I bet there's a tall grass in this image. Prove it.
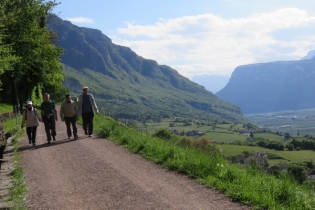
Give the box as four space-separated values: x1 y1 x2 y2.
0 103 13 113
94 115 315 210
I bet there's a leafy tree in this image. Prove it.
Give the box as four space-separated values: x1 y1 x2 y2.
284 132 291 141
0 0 66 107
249 131 254 138
287 144 294 151
0 4 18 90
287 162 307 184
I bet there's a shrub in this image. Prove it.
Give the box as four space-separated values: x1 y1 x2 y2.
287 162 307 184
176 136 193 147
287 144 294 151
193 137 212 150
205 143 223 155
152 128 172 140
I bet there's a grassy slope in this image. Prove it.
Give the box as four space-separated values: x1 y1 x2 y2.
63 65 248 123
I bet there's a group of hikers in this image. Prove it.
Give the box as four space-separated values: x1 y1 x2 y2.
21 86 99 145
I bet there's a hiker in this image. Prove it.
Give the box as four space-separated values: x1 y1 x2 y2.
21 101 42 146
60 94 78 140
77 86 99 137
41 93 57 143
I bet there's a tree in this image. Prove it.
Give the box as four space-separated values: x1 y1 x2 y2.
0 0 66 106
249 131 254 138
0 3 18 90
287 162 307 184
284 132 291 141
287 144 294 151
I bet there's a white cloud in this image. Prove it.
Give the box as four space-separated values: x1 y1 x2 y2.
67 17 94 24
110 8 315 79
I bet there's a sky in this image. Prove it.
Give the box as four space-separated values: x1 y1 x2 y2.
52 0 315 79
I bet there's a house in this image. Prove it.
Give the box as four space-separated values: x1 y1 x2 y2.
306 169 315 179
236 151 268 167
267 163 287 174
186 130 203 136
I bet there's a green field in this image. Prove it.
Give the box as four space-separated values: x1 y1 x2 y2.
246 108 315 136
129 117 315 166
220 144 315 165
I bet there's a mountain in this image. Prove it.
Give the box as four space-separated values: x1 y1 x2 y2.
48 15 247 123
216 57 315 114
191 75 229 93
300 50 315 60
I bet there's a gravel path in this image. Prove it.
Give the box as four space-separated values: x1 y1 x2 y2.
20 107 251 210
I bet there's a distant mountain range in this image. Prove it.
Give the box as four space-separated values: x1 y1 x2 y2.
49 15 247 123
191 75 229 94
216 54 315 114
300 50 315 60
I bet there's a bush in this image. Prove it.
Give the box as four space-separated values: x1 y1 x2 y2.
205 143 223 155
287 144 294 151
176 136 193 147
287 162 307 184
193 137 212 150
153 128 172 140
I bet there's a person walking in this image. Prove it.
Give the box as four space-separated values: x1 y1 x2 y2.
77 86 99 137
60 94 78 140
41 93 57 143
21 101 42 146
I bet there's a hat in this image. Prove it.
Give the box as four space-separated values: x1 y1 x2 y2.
83 86 88 90
27 101 32 105
65 94 70 98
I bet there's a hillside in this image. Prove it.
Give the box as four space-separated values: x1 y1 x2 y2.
216 56 315 114
49 14 247 123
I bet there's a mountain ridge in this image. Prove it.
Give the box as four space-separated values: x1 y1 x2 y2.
216 56 315 114
49 15 247 123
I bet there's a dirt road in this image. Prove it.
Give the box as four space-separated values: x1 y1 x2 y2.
20 108 250 210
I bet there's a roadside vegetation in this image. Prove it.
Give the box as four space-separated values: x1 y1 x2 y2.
3 116 27 210
94 114 315 210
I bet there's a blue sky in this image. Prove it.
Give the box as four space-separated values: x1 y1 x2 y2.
52 0 315 79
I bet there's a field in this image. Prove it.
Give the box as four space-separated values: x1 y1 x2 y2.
219 144 315 165
129 116 315 165
246 108 315 136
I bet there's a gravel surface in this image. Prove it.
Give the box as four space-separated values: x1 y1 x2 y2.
20 107 251 210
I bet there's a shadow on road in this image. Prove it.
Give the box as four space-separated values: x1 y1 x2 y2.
17 135 100 152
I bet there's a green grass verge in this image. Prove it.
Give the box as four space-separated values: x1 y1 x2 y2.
0 103 13 113
94 114 315 210
3 117 28 210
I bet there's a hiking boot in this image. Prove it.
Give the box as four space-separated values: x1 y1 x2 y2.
33 143 36 146
74 135 78 140
89 135 92 137
53 136 56 141
84 130 87 135
68 136 71 139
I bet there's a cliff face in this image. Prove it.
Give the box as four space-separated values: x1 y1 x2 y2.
216 57 315 114
48 15 247 122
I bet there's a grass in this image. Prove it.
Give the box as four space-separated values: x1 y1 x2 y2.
132 118 315 165
94 114 315 210
0 103 13 113
3 117 28 210
220 144 315 166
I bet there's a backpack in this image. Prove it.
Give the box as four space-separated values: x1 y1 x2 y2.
24 108 37 120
